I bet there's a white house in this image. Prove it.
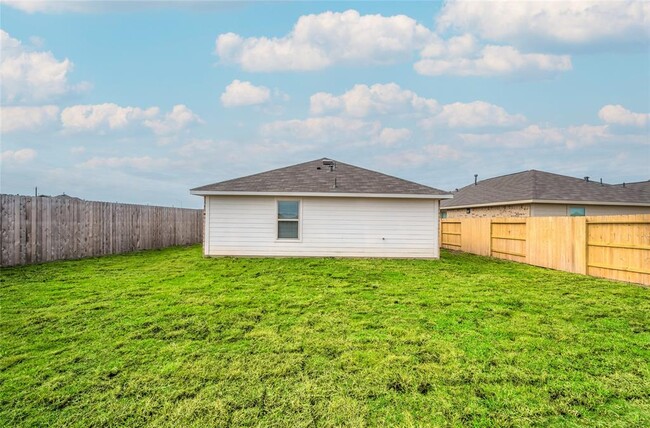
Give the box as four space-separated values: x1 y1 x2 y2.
191 158 452 258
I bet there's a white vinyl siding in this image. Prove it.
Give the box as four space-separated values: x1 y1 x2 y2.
205 196 439 258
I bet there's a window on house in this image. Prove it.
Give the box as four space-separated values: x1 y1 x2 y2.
441 212 448 219
569 206 585 216
277 200 300 239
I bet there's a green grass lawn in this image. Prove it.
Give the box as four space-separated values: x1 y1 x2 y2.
1 246 648 427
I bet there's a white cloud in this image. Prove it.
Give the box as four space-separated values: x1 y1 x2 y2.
261 116 382 143
80 156 169 171
220 80 271 107
0 30 87 103
310 83 439 117
598 104 649 127
415 44 571 77
436 1 650 49
1 1 94 13
0 105 59 133
70 146 86 155
2 1 234 13
421 101 527 129
144 104 202 135
378 127 411 147
61 103 159 132
0 148 37 163
375 145 463 168
457 124 617 149
216 9 433 71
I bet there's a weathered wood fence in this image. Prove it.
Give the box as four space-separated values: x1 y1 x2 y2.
441 214 650 286
1 195 203 267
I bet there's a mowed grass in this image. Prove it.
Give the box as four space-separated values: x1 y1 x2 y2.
1 246 649 427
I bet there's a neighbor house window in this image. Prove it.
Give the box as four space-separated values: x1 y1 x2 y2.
277 200 300 239
569 207 585 216
441 212 448 219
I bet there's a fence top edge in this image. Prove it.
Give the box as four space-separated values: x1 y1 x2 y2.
0 194 202 212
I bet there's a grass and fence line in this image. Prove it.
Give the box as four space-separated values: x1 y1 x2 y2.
441 214 650 286
1 246 648 426
0 194 202 267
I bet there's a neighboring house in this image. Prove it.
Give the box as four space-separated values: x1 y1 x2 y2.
616 180 650 194
441 170 650 218
191 158 451 258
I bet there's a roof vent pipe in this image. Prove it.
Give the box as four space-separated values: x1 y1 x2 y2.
474 174 478 185
322 159 336 172
584 176 589 182
623 182 626 187
600 178 603 186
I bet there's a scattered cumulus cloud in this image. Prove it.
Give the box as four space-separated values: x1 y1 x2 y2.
415 43 572 77
457 124 617 149
59 103 201 136
436 0 650 50
213 9 584 79
0 30 88 103
378 127 411 147
61 103 159 132
310 83 525 130
70 146 86 155
1 1 95 13
0 105 59 133
375 145 463 168
261 116 382 143
598 104 649 127
144 104 203 135
310 83 439 117
80 156 170 171
1 0 231 13
216 9 433 71
220 80 271 107
421 101 527 129
1 148 37 163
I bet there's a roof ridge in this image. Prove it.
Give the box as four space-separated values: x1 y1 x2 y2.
334 159 444 192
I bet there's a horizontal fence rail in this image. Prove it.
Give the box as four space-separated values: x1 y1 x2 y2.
441 214 650 286
0 195 203 267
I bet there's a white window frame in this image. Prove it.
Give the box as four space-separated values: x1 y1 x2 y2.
275 198 302 241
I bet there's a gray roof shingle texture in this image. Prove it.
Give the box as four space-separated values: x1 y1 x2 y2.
441 170 650 208
192 158 449 196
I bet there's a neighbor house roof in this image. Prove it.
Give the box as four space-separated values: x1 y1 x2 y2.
441 170 650 209
616 180 650 194
191 158 451 199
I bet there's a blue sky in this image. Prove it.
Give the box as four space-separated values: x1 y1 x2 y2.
1 0 649 208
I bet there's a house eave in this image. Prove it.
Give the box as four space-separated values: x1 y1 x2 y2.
441 199 650 210
191 190 453 200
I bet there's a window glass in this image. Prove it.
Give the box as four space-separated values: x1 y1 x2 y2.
278 221 299 239
441 212 448 219
569 207 585 216
277 200 300 239
278 201 299 219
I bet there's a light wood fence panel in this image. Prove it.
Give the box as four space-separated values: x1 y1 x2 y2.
441 214 650 286
0 195 203 267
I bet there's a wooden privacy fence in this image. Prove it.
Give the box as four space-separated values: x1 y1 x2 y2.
441 214 650 286
0 195 203 267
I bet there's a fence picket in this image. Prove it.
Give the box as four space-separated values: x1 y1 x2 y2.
0 195 202 267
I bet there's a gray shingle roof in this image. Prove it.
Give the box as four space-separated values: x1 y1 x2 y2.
617 180 650 194
441 170 650 208
192 158 450 196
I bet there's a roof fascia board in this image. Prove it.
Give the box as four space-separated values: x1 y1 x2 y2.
442 199 650 209
191 190 452 199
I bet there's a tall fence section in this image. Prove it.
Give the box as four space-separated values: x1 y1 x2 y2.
1 195 203 267
441 215 650 286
